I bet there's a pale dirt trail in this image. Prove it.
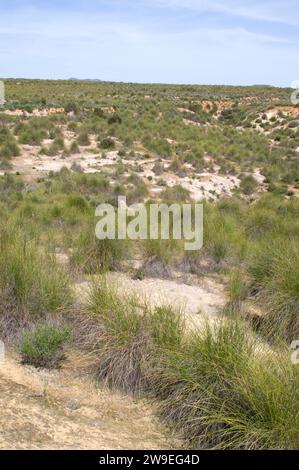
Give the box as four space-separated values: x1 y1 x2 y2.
0 352 177 450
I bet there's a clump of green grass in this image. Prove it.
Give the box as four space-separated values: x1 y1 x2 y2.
69 141 80 154
0 128 20 159
84 282 298 449
161 184 191 203
0 140 20 159
249 240 299 340
205 210 246 265
71 220 127 273
67 194 90 212
77 130 90 146
20 324 71 368
86 281 148 392
126 176 149 204
85 281 185 393
228 269 249 304
19 128 45 145
239 174 258 195
108 113 122 125
143 238 180 265
152 320 298 449
0 226 72 319
42 137 65 156
64 102 78 114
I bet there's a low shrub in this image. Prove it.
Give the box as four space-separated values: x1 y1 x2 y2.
0 140 20 159
0 128 20 158
20 324 71 368
108 113 122 125
126 179 149 204
239 174 258 195
99 137 115 149
19 128 46 146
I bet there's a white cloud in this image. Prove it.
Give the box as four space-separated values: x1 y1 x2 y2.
154 0 299 26
0 4 295 45
0 1 298 85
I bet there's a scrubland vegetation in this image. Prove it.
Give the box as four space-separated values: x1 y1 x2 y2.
83 282 298 449
0 79 298 449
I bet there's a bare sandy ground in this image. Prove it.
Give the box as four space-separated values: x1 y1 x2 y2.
74 271 227 330
0 352 176 450
0 265 226 450
7 145 110 176
4 140 242 200
266 106 299 118
108 272 226 316
159 171 240 201
0 118 269 201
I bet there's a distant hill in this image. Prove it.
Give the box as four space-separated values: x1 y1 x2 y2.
69 78 103 82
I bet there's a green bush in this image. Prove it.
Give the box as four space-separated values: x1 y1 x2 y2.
239 175 258 195
126 178 149 204
99 137 115 149
43 136 65 156
0 140 20 159
0 128 20 158
64 102 78 114
20 324 71 368
86 281 184 392
93 107 105 118
19 128 46 145
108 113 122 125
67 195 89 212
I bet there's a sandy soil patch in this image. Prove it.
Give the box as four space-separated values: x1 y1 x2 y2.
0 353 176 450
74 272 227 330
2 108 65 118
10 147 118 176
151 170 240 201
177 107 195 114
9 145 240 201
266 106 299 118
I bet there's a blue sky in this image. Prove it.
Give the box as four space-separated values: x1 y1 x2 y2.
0 0 298 86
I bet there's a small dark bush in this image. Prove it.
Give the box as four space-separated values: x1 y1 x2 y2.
99 137 115 149
239 175 258 195
108 113 122 125
77 131 90 146
20 324 71 369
